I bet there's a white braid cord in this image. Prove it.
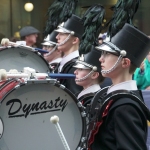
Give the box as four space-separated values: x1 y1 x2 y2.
75 70 94 82
54 122 70 150
101 55 123 74
57 34 72 46
44 45 57 56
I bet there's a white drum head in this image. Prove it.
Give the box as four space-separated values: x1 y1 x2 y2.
0 80 86 150
0 47 50 72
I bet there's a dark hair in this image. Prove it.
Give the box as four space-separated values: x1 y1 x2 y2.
98 72 105 84
129 63 137 74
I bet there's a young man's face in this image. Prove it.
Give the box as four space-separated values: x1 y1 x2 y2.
56 32 75 52
74 68 93 89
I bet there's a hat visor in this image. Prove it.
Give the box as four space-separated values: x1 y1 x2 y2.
44 40 57 45
95 44 119 54
73 63 90 69
55 26 71 34
41 42 54 46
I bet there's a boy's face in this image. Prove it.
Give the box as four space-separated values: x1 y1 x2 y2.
43 46 56 62
74 68 93 89
99 51 122 78
42 45 50 50
56 32 75 53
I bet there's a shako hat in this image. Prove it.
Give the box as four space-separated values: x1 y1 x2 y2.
96 23 150 67
55 14 84 39
74 46 102 72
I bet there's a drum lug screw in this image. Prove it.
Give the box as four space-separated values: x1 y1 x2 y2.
77 102 83 107
81 111 86 117
81 137 86 142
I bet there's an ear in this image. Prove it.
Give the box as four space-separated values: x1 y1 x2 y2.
121 58 131 68
72 37 79 44
91 72 99 80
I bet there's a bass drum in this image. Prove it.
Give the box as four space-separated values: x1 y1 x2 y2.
0 47 50 72
0 79 86 150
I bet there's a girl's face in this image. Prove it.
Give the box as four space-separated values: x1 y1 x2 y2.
74 68 93 89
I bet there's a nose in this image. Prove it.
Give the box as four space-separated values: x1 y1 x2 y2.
74 69 77 75
99 55 104 63
56 33 60 40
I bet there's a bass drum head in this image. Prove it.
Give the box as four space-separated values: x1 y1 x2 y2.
0 80 86 150
0 47 50 72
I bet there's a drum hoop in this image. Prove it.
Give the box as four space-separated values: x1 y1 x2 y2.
0 47 51 72
0 117 4 139
54 83 87 147
33 50 50 72
0 80 87 148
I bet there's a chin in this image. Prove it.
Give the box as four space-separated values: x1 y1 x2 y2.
102 73 109 78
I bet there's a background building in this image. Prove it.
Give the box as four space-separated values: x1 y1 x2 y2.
0 0 150 41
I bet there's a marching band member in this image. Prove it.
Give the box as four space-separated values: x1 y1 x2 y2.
89 23 150 150
74 46 104 106
54 14 84 94
42 31 63 71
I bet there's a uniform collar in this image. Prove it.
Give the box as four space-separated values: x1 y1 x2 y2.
49 58 62 64
59 50 79 72
107 80 138 94
78 84 101 99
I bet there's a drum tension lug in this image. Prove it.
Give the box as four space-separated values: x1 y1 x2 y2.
77 101 83 108
81 111 86 117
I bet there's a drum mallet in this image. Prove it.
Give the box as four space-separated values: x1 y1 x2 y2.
50 115 70 150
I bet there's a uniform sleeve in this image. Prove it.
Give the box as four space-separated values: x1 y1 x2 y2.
113 104 147 150
133 68 145 87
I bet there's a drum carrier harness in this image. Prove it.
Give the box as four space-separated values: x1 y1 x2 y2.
85 87 150 150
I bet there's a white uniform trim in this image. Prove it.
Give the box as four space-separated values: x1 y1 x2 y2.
78 84 101 99
107 80 138 94
58 50 79 72
49 58 62 65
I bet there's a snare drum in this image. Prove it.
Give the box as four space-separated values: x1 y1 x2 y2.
0 47 50 72
0 79 86 150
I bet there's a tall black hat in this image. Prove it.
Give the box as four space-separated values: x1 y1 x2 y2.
74 46 102 72
73 4 105 72
42 31 58 46
55 14 84 39
96 23 150 67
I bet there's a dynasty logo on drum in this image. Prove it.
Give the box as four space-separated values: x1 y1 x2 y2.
6 97 68 118
0 118 3 139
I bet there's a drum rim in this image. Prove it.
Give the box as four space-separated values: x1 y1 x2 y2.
0 80 87 149
0 47 51 72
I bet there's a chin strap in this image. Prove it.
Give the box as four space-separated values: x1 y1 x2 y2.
57 31 74 47
44 45 58 56
75 70 94 82
101 50 127 74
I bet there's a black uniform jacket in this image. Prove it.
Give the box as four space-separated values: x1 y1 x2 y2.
55 57 83 94
78 93 96 107
91 91 148 150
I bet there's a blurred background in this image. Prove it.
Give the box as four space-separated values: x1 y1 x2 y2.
0 0 150 40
